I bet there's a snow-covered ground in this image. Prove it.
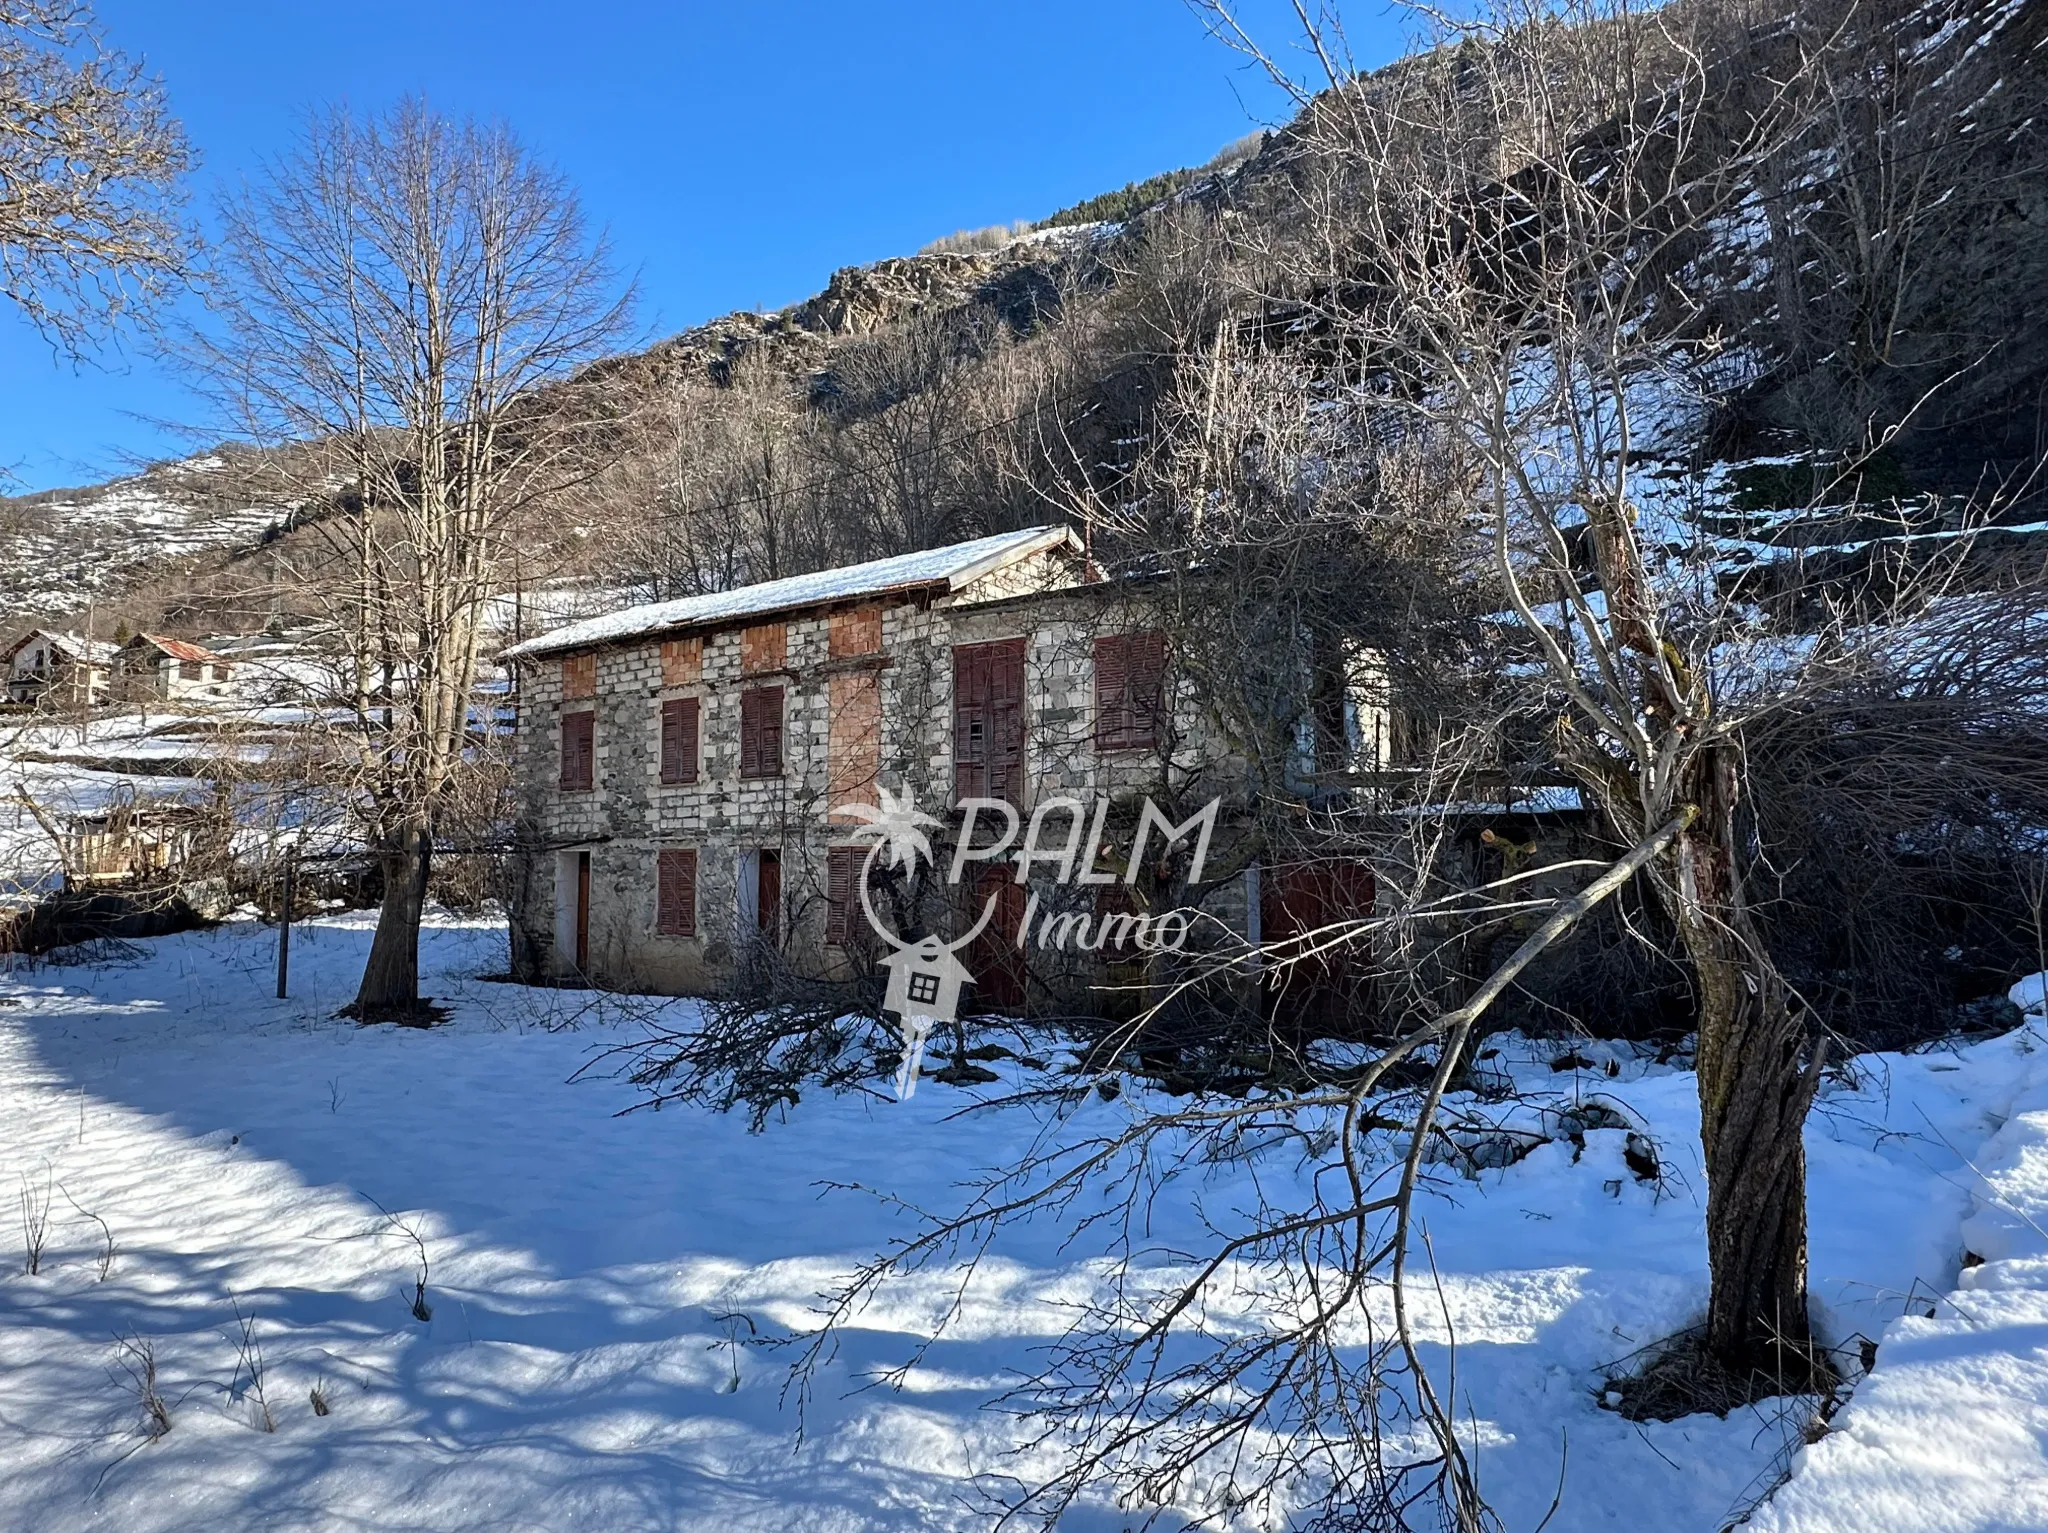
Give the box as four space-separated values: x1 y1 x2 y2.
1 705 374 900
0 912 2041 1531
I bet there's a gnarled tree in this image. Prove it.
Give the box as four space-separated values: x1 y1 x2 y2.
1202 0 2045 1390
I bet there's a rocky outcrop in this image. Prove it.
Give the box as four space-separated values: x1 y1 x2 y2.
793 252 1001 336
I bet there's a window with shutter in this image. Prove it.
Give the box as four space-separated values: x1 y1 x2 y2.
952 638 1025 804
655 848 697 936
1095 632 1166 750
659 697 700 784
739 686 784 778
559 710 595 790
826 845 865 946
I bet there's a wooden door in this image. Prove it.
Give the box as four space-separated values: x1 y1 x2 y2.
757 849 781 947
574 850 591 972
953 638 1026 805
964 865 1027 1012
1261 858 1376 1035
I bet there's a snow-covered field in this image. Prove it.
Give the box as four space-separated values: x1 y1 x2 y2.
0 911 2042 1531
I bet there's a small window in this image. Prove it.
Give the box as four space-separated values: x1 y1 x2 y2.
561 652 596 699
659 696 700 785
178 659 202 682
739 686 784 779
559 709 595 791
656 848 697 936
1095 632 1167 751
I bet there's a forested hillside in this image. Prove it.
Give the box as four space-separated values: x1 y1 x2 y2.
10 0 2041 656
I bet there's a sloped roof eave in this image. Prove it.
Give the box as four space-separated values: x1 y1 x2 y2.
125 633 228 666
501 525 1083 663
2 629 117 666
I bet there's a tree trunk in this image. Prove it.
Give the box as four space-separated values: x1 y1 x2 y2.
353 819 432 1023
1670 744 1822 1373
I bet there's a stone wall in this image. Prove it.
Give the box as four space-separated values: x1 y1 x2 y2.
509 580 1277 1005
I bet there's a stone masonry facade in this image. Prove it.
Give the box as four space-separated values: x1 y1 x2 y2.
506 550 1243 1003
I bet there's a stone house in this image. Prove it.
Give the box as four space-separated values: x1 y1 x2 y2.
503 526 1356 1002
111 633 236 704
2 629 114 707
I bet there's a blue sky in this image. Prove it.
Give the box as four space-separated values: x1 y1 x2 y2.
1 1 1403 493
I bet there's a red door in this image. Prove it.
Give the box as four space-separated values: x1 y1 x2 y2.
1261 858 1375 1034
964 865 1027 1012
757 849 781 947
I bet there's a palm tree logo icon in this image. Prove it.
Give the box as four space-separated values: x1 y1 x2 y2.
836 786 940 874
834 787 999 1098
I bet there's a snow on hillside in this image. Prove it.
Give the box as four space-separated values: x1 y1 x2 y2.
0 457 292 618
0 913 2043 1531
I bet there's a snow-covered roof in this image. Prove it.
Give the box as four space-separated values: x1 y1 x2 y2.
3 629 118 666
502 526 1085 662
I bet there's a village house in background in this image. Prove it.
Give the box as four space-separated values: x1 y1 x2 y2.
59 797 228 892
500 526 1397 1016
2 629 114 707
110 633 235 705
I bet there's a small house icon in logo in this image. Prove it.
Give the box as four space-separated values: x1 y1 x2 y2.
834 785 998 1098
881 933 972 1025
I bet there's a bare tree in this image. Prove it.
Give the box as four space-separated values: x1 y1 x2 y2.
1192 0 2046 1396
0 0 188 354
181 101 633 1019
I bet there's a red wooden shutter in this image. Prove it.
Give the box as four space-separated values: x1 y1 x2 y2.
679 697 700 781
1094 636 1130 749
761 686 784 775
988 638 1024 804
739 690 761 777
560 710 595 789
1095 633 1165 750
656 848 697 936
826 846 861 946
953 644 988 800
659 701 683 782
953 639 1025 804
1128 632 1165 747
741 686 784 778
660 697 699 784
